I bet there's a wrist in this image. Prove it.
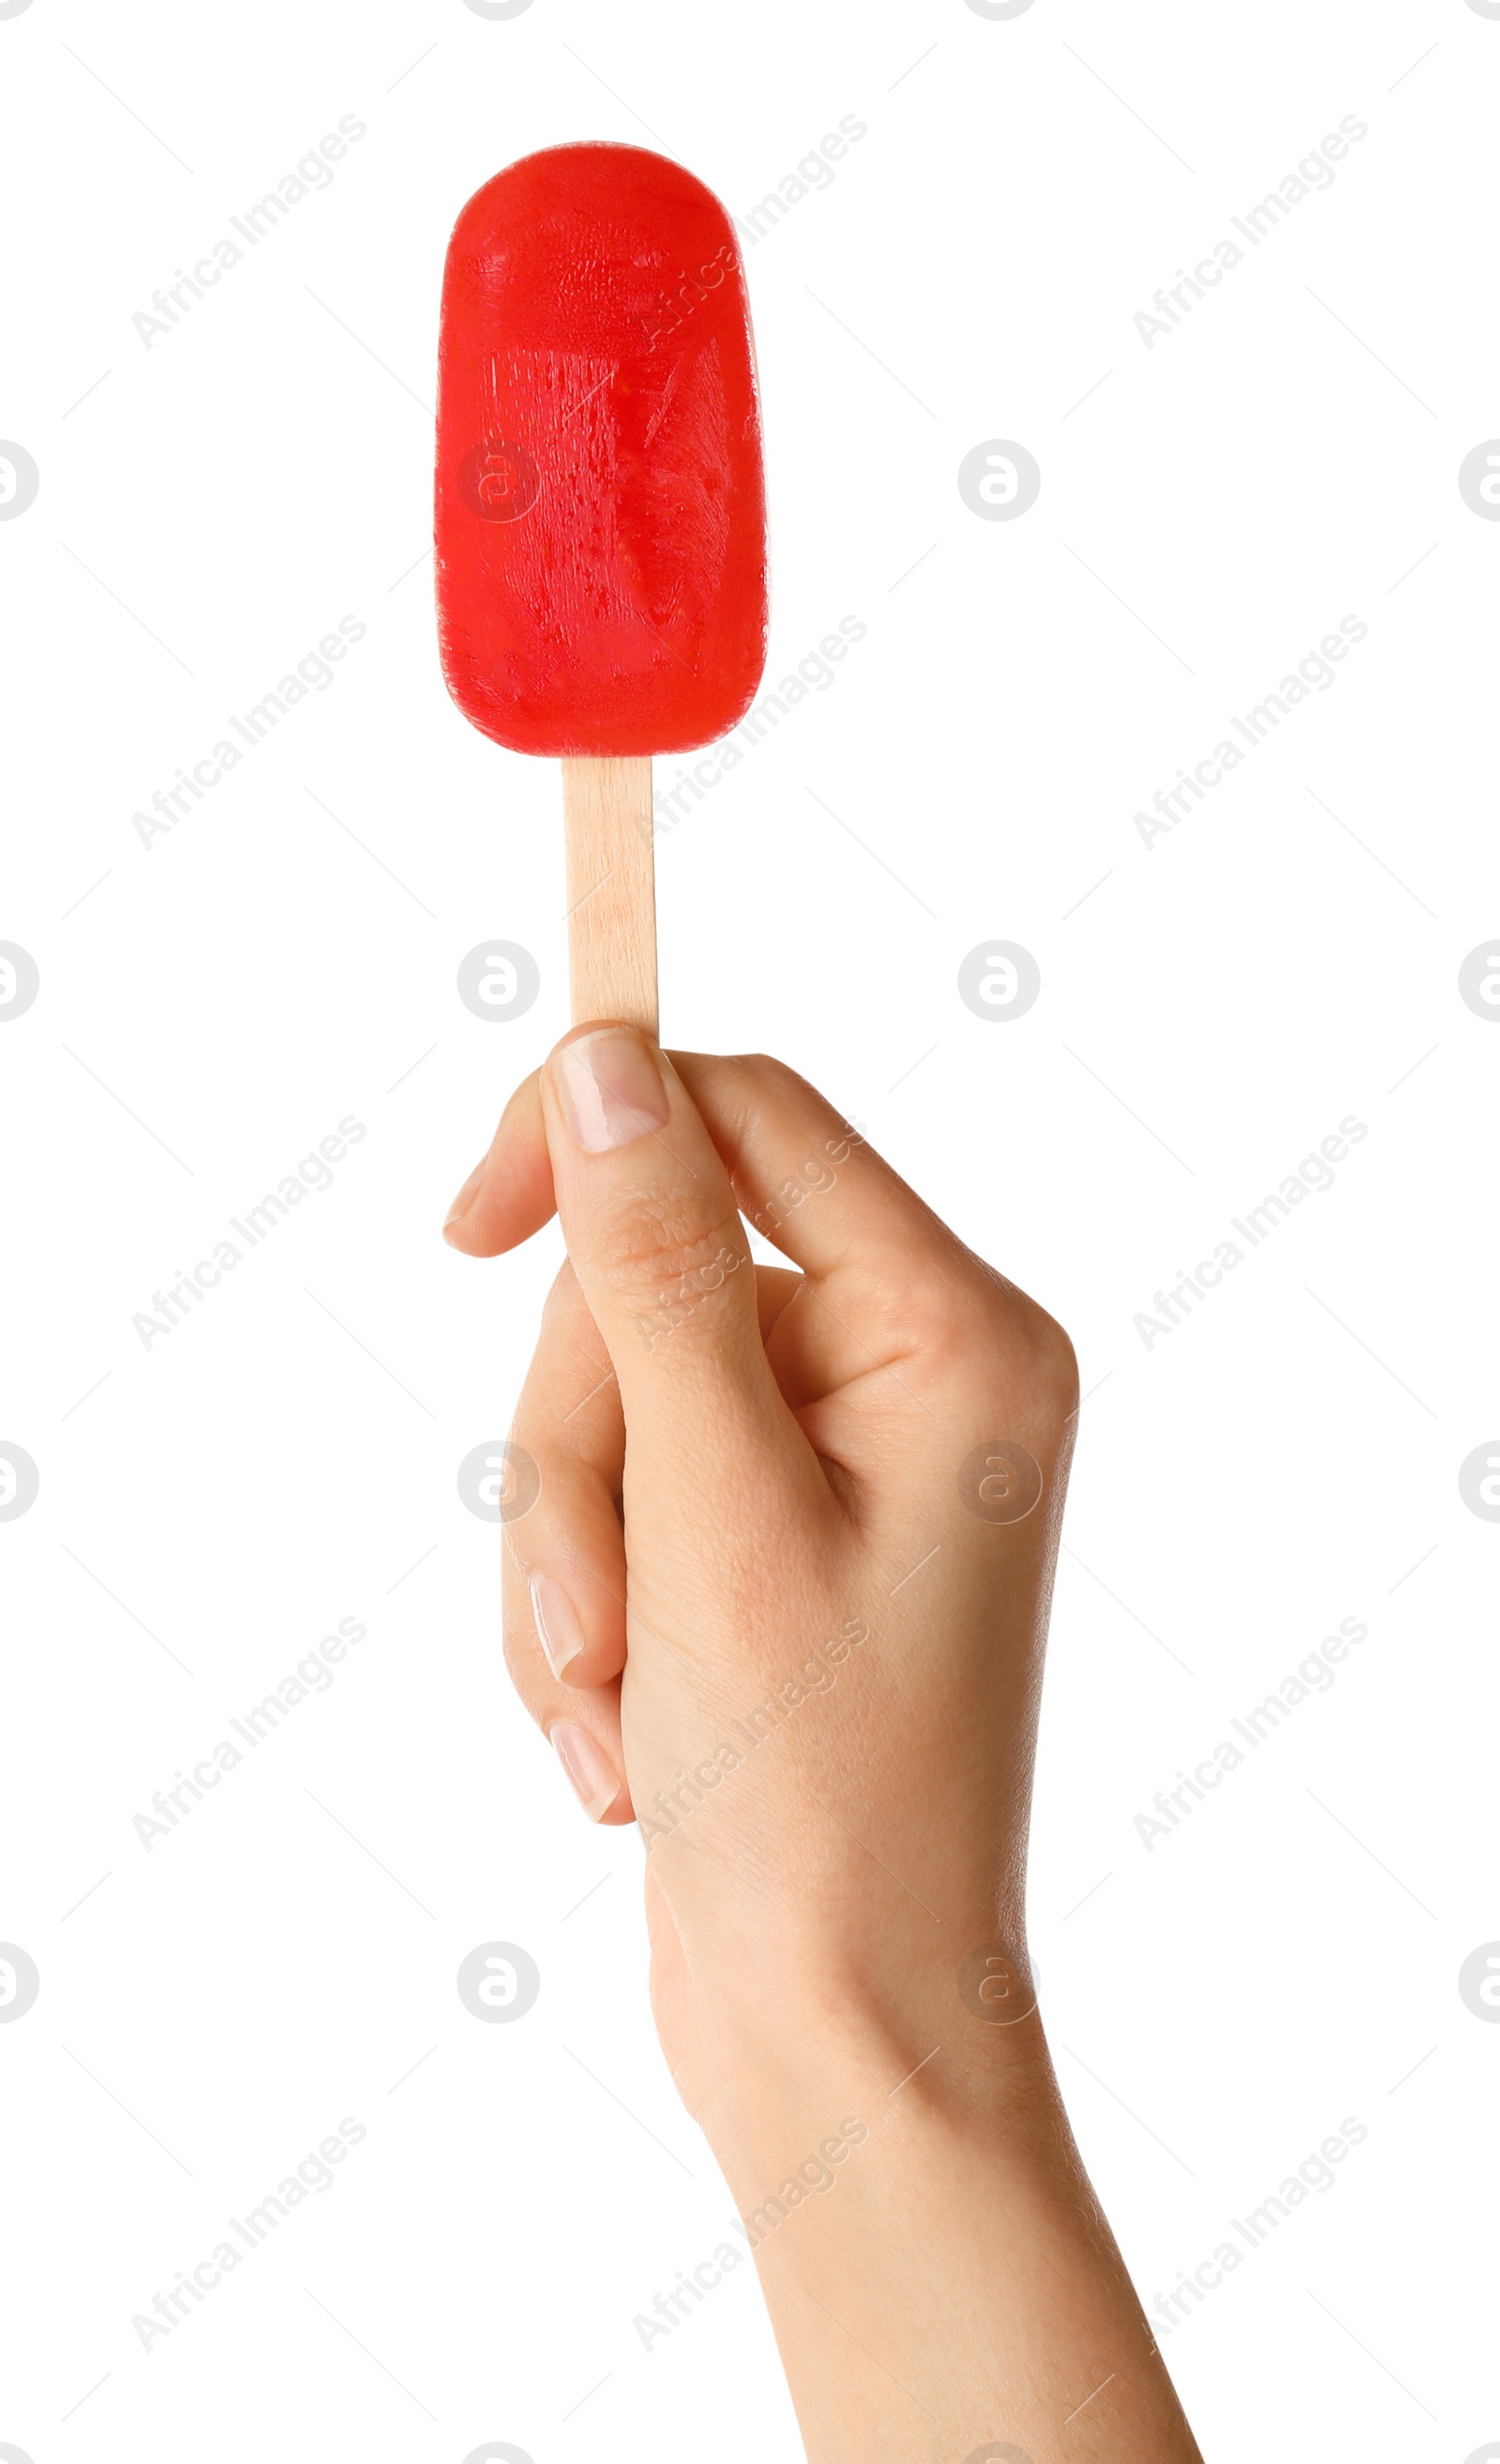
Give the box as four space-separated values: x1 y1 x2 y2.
685 1935 1058 2207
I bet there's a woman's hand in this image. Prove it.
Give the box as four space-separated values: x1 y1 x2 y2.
444 1027 1072 2088
443 1026 1202 2464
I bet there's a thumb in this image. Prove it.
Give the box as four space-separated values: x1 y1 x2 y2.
538 1022 791 1479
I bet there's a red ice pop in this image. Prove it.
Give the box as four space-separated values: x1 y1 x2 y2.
435 142 768 1033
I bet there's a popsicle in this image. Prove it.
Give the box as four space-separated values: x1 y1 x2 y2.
435 142 768 1035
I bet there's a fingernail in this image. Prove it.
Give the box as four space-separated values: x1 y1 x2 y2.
551 1029 668 1153
550 1721 621 1822
442 1158 486 1235
531 1573 587 1682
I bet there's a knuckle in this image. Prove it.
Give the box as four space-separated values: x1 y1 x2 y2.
994 1281 1078 1402
594 1193 749 1320
1022 1308 1080 1425
930 1273 1079 1421
716 1049 820 1124
717 1048 786 1082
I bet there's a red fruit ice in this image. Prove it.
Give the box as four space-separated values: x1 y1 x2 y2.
435 142 768 759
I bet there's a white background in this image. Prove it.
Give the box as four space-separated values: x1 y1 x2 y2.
2 0 1497 2456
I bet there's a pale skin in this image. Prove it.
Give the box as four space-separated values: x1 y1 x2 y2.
443 1023 1204 2464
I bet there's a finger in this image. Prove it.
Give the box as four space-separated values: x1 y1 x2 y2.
501 1596 633 1830
500 1269 635 1826
442 1070 554 1256
672 1051 967 1289
537 1023 815 1490
755 1262 803 1345
507 1261 629 1690
674 1054 1076 1448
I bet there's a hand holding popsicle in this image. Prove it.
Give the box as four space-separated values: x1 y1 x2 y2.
437 140 1198 2464
444 1033 1203 2461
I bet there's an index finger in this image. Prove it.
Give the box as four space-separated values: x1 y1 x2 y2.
670 1052 963 1288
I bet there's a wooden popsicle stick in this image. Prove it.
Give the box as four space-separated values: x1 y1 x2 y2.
561 757 658 1037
